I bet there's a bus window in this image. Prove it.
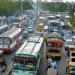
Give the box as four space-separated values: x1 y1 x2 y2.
14 58 24 67
72 53 75 57
58 43 63 48
14 19 20 23
25 58 36 67
71 58 75 62
4 38 11 45
0 39 3 45
47 42 54 47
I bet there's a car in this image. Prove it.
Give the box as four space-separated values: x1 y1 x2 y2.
64 39 73 50
64 34 72 40
29 24 34 28
27 27 34 33
22 30 28 39
27 26 34 29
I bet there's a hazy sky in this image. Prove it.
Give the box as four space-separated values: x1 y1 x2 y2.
33 0 75 2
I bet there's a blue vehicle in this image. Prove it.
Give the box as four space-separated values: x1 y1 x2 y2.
22 30 28 39
49 21 60 32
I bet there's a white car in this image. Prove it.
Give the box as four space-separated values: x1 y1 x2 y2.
64 39 73 50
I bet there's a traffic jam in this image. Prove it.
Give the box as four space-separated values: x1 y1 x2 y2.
0 11 75 75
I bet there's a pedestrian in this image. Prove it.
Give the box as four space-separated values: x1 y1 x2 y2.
46 57 52 71
47 57 52 64
50 60 57 69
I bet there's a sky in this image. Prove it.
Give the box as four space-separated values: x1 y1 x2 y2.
33 0 75 3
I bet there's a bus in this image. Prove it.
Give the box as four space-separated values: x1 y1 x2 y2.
36 16 47 32
0 16 6 25
13 15 28 30
46 32 64 59
42 25 48 40
0 25 8 34
12 36 44 75
0 26 23 52
0 16 10 34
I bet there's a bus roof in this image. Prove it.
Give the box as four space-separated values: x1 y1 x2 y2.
38 16 44 19
15 37 43 58
0 24 8 30
16 15 27 20
0 26 21 38
28 36 40 42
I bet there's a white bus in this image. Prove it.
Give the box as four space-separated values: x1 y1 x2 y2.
0 26 23 52
0 16 10 34
12 36 44 75
0 25 8 34
42 25 48 40
13 15 28 30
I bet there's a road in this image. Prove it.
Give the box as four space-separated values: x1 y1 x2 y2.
0 38 67 75
38 42 67 75
0 20 68 75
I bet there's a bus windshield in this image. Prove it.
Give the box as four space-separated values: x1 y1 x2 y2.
14 19 20 23
47 42 62 48
0 38 11 45
14 57 36 70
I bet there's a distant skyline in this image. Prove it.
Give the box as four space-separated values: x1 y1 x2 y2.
33 0 75 2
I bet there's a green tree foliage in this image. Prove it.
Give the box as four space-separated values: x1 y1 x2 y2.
69 16 75 27
41 2 75 12
23 1 33 10
0 0 33 16
41 2 68 12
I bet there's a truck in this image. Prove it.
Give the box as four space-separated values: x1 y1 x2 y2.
66 50 75 75
36 22 45 32
46 32 64 59
42 25 48 40
36 16 46 32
